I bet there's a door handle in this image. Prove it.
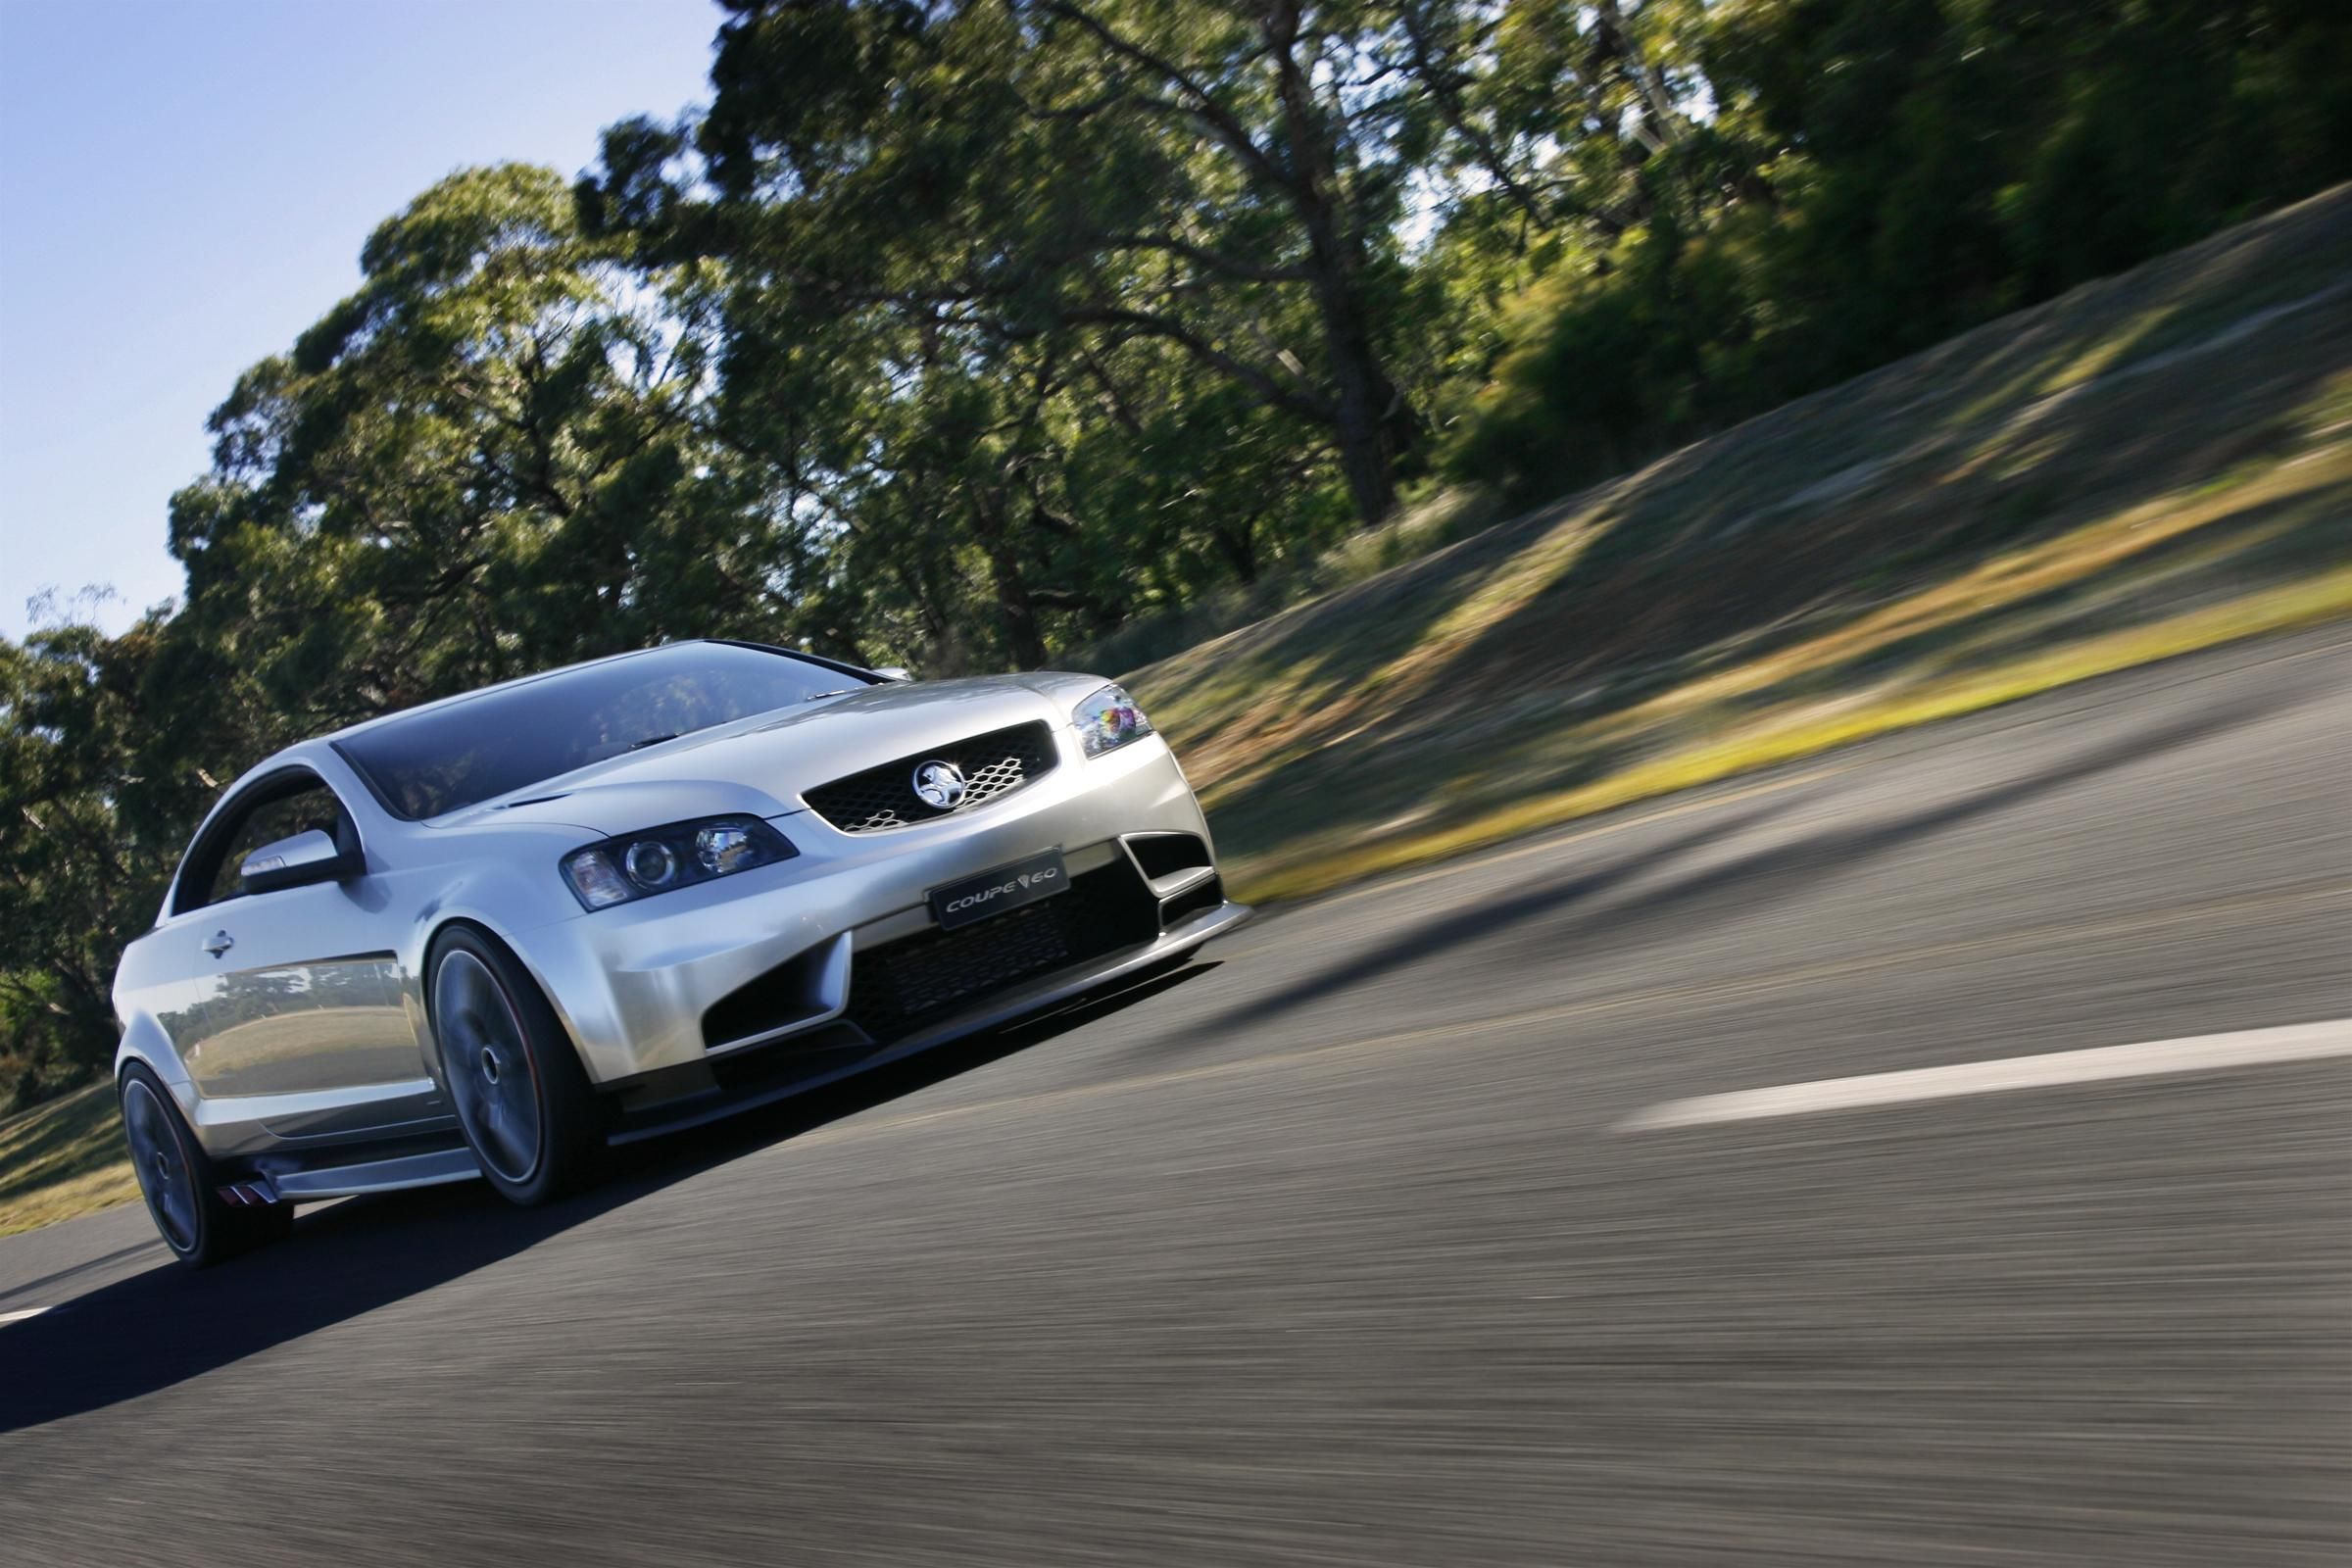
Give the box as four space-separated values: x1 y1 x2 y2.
203 930 234 958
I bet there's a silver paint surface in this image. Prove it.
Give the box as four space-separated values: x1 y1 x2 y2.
110 658 1241 1166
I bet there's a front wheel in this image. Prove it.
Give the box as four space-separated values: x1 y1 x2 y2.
121 1062 293 1268
428 927 605 1206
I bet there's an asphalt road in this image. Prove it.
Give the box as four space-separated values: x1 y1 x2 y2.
4 628 2348 1567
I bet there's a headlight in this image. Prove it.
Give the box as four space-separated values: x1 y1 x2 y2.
1071 683 1153 758
560 814 797 911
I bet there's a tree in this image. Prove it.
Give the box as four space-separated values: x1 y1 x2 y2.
679 0 1501 526
0 622 183 1105
170 164 770 732
1441 0 2352 502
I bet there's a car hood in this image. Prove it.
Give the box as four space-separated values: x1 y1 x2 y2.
433 671 1107 838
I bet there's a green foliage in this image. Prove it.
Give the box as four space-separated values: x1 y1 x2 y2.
170 164 796 735
1446 0 2352 504
0 621 187 1108
639 0 1514 659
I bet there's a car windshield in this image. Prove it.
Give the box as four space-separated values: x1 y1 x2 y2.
336 643 870 819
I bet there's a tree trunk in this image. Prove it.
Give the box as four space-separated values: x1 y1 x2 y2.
1323 310 1408 525
1212 514 1259 583
1296 193 1420 525
971 497 1051 668
1266 0 1419 525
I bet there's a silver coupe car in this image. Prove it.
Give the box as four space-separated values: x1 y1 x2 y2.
111 641 1249 1265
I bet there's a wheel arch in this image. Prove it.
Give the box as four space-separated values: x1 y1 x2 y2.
114 1010 197 1116
412 912 587 1087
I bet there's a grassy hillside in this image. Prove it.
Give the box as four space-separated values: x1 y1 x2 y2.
1131 186 2352 902
0 1083 136 1238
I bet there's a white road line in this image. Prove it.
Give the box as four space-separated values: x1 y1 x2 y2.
1617 1018 2352 1132
0 1306 52 1324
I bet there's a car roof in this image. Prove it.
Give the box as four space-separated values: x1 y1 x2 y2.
319 644 658 746
318 637 877 744
214 639 879 818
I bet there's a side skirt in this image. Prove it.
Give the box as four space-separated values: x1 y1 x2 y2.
253 1144 482 1201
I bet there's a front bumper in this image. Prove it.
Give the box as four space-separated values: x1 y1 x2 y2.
514 733 1242 1095
604 896 1250 1141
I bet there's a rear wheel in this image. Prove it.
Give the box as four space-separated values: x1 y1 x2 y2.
121 1062 292 1268
428 927 605 1206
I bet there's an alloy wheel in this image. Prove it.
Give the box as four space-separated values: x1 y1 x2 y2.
122 1077 200 1253
434 950 544 1184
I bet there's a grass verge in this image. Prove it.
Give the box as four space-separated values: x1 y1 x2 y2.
1137 188 2352 906
1231 566 2352 904
0 1082 137 1240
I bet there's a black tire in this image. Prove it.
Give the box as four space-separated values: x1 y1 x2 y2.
426 925 606 1206
120 1061 292 1269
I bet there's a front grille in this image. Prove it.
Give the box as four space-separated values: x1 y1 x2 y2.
846 862 1160 1040
804 721 1059 833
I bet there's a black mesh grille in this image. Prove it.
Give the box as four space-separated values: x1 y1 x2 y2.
846 862 1160 1040
804 721 1059 833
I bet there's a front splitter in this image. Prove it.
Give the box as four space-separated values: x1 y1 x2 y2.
603 899 1254 1145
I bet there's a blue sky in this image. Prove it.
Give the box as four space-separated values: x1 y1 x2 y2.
0 0 721 640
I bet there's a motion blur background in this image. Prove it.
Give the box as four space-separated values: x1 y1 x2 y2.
1 5 2349 1557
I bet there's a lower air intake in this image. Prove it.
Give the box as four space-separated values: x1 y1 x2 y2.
845 861 1160 1039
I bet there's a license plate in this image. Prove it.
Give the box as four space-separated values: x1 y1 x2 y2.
929 849 1069 930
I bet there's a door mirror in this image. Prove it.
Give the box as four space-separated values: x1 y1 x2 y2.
239 829 360 896
872 666 914 683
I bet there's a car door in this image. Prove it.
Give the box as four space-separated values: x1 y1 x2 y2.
165 768 436 1140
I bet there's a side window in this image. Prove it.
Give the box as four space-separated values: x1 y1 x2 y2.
181 776 355 912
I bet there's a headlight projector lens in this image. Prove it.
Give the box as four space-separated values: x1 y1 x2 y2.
624 840 679 888
697 822 757 874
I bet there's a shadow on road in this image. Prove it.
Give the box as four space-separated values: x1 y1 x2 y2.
1178 670 2310 1046
1161 793 1803 1042
0 960 1218 1434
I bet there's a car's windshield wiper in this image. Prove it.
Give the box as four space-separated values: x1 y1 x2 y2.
625 732 681 752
